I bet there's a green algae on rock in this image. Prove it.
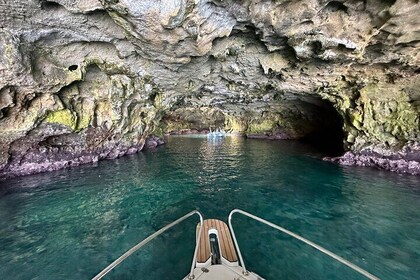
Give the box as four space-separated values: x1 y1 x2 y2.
44 109 77 130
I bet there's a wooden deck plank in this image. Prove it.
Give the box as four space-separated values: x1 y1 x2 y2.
220 220 237 262
200 222 206 263
196 219 238 263
197 222 208 263
196 224 201 262
219 221 231 260
220 220 233 261
217 220 231 260
205 221 210 262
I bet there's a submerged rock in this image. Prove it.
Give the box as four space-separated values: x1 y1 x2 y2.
0 0 419 178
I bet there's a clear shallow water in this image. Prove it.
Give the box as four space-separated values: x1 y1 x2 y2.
0 136 419 280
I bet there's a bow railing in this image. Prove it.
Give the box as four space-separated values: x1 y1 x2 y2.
92 210 203 280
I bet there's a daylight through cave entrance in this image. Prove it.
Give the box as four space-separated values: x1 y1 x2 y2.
160 97 345 157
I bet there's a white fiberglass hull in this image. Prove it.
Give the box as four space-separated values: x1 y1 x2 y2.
184 265 264 280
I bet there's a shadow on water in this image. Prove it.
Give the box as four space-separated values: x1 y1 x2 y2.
0 136 419 279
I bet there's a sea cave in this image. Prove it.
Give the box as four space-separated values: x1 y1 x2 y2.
0 0 419 279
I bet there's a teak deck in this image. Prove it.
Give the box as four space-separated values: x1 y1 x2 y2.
196 219 238 263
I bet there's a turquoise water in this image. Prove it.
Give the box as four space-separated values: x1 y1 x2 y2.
0 136 419 280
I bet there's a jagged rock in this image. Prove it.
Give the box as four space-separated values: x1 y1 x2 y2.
327 141 420 175
0 0 419 178
144 135 165 150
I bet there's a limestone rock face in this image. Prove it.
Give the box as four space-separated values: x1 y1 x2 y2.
0 0 419 177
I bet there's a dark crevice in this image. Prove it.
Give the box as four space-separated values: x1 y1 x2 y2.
242 24 263 38
84 9 112 17
282 45 299 65
224 22 300 63
0 87 16 119
68 65 78 71
337 43 348 51
300 100 345 156
364 43 385 60
373 10 392 28
310 41 324 56
40 0 62 10
382 0 397 6
322 1 349 13
301 20 314 25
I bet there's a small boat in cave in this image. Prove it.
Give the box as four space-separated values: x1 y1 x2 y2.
92 209 379 280
207 128 226 138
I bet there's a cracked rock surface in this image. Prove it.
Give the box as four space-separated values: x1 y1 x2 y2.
0 0 419 178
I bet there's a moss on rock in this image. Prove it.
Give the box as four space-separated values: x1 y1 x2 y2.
320 75 419 150
44 109 77 130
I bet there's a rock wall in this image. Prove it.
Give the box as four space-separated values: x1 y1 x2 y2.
0 0 419 178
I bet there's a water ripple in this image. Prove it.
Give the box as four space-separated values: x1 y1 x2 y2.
0 136 419 279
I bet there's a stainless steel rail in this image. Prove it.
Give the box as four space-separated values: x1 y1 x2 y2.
228 209 380 280
92 210 203 280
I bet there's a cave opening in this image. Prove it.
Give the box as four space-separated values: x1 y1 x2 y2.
299 99 345 157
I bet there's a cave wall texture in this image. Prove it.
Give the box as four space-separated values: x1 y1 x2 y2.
0 0 419 178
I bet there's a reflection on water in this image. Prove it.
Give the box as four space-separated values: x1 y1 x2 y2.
0 136 419 279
